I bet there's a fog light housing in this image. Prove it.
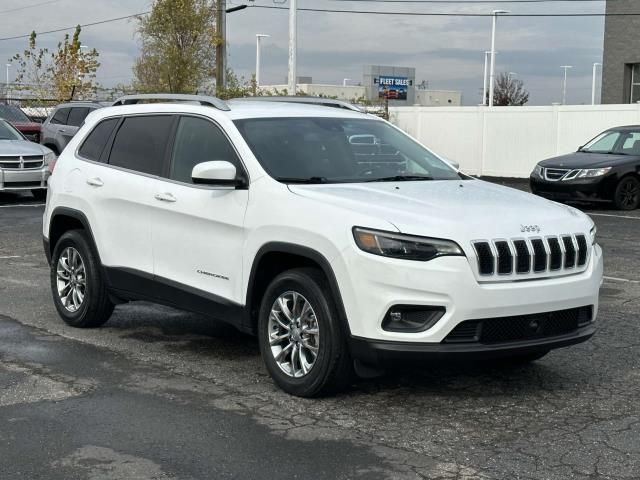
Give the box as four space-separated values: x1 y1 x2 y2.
382 306 446 333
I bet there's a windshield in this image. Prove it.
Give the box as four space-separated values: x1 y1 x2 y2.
582 130 640 155
0 120 23 140
0 104 31 123
234 117 462 183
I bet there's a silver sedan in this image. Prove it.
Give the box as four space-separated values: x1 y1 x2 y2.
0 118 55 200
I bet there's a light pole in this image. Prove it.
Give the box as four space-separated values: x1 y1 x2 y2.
561 65 573 105
592 62 602 105
343 78 352 87
489 9 509 107
255 34 269 88
5 63 11 99
482 51 490 106
288 0 297 95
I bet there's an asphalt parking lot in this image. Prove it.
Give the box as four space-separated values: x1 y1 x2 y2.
1 183 639 480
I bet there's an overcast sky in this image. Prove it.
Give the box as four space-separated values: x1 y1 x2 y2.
0 0 606 105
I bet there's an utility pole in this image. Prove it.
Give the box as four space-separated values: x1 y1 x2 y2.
592 62 602 105
216 0 227 94
256 34 270 88
561 65 572 105
482 51 490 106
488 9 509 107
287 0 297 95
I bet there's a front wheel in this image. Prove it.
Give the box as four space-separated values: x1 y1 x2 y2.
613 176 640 210
258 268 352 397
50 230 114 328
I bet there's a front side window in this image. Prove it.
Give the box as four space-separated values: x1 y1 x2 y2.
0 119 23 140
51 108 70 125
170 116 243 184
583 129 640 155
234 117 461 183
108 115 174 176
67 107 90 127
78 118 119 162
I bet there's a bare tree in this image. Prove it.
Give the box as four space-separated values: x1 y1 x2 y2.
491 73 530 106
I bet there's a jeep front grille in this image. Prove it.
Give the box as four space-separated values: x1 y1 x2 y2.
0 155 44 169
472 234 590 278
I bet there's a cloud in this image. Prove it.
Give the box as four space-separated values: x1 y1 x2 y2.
0 0 606 104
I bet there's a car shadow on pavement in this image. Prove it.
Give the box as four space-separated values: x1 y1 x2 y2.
0 191 41 205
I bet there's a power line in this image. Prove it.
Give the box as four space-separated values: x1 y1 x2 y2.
0 0 61 15
251 5 632 15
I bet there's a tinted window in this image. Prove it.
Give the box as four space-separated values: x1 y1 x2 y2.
108 116 174 176
78 118 119 161
51 108 71 125
170 116 242 183
0 104 31 123
67 107 90 127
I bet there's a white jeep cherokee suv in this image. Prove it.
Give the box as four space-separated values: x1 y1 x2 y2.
43 94 603 397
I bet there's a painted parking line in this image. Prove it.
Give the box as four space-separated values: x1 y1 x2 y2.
588 213 640 220
0 255 22 260
0 203 45 209
604 275 640 284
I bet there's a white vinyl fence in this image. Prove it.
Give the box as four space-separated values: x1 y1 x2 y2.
389 103 640 178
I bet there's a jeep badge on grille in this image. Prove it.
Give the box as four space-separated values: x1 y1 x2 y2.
520 224 541 233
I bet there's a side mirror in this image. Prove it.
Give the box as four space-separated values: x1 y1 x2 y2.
192 161 243 187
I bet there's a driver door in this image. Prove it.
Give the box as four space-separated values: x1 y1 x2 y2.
150 115 249 305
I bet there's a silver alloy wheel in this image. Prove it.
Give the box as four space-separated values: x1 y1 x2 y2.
56 247 86 313
268 291 320 378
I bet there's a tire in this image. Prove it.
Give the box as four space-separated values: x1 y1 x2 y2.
50 229 114 328
258 268 352 397
31 189 47 201
484 350 549 366
613 176 640 211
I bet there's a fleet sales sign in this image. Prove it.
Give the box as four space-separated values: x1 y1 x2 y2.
376 76 410 100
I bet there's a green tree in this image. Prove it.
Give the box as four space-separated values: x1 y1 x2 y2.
133 0 216 93
11 26 100 101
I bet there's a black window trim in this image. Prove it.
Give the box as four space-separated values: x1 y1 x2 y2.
66 107 91 128
50 107 71 125
74 112 251 189
162 113 250 189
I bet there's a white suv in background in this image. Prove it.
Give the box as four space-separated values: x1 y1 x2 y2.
42 94 603 397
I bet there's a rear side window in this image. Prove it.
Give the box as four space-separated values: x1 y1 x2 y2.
170 116 243 183
67 107 90 127
108 116 174 176
78 118 119 161
51 108 70 125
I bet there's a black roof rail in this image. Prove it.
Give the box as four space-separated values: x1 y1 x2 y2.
231 96 364 112
112 94 230 111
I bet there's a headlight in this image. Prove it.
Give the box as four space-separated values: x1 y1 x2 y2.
533 164 544 178
562 167 611 180
590 224 597 245
353 227 464 261
44 152 56 165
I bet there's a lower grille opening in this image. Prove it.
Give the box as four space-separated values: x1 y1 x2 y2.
443 306 593 344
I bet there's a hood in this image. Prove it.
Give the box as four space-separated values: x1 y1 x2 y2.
10 121 42 133
540 151 639 169
0 140 51 156
289 179 591 243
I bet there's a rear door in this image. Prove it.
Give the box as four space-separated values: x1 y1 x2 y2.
82 114 176 286
150 115 249 305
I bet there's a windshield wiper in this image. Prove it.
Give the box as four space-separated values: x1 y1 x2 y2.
365 175 434 182
276 176 329 184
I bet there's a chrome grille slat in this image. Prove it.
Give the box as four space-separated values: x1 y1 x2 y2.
472 234 590 279
0 155 44 170
544 168 570 181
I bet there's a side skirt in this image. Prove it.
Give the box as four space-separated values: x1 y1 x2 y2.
103 267 250 334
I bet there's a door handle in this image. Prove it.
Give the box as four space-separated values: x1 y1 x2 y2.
154 192 177 203
86 177 104 187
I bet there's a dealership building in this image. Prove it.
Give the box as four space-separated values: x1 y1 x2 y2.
602 0 640 104
260 65 462 106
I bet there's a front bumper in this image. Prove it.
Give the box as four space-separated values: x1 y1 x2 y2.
529 175 613 202
336 243 603 360
0 167 48 191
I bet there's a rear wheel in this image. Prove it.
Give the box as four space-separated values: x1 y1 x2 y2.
258 268 352 397
613 176 640 210
50 230 114 328
31 189 47 201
